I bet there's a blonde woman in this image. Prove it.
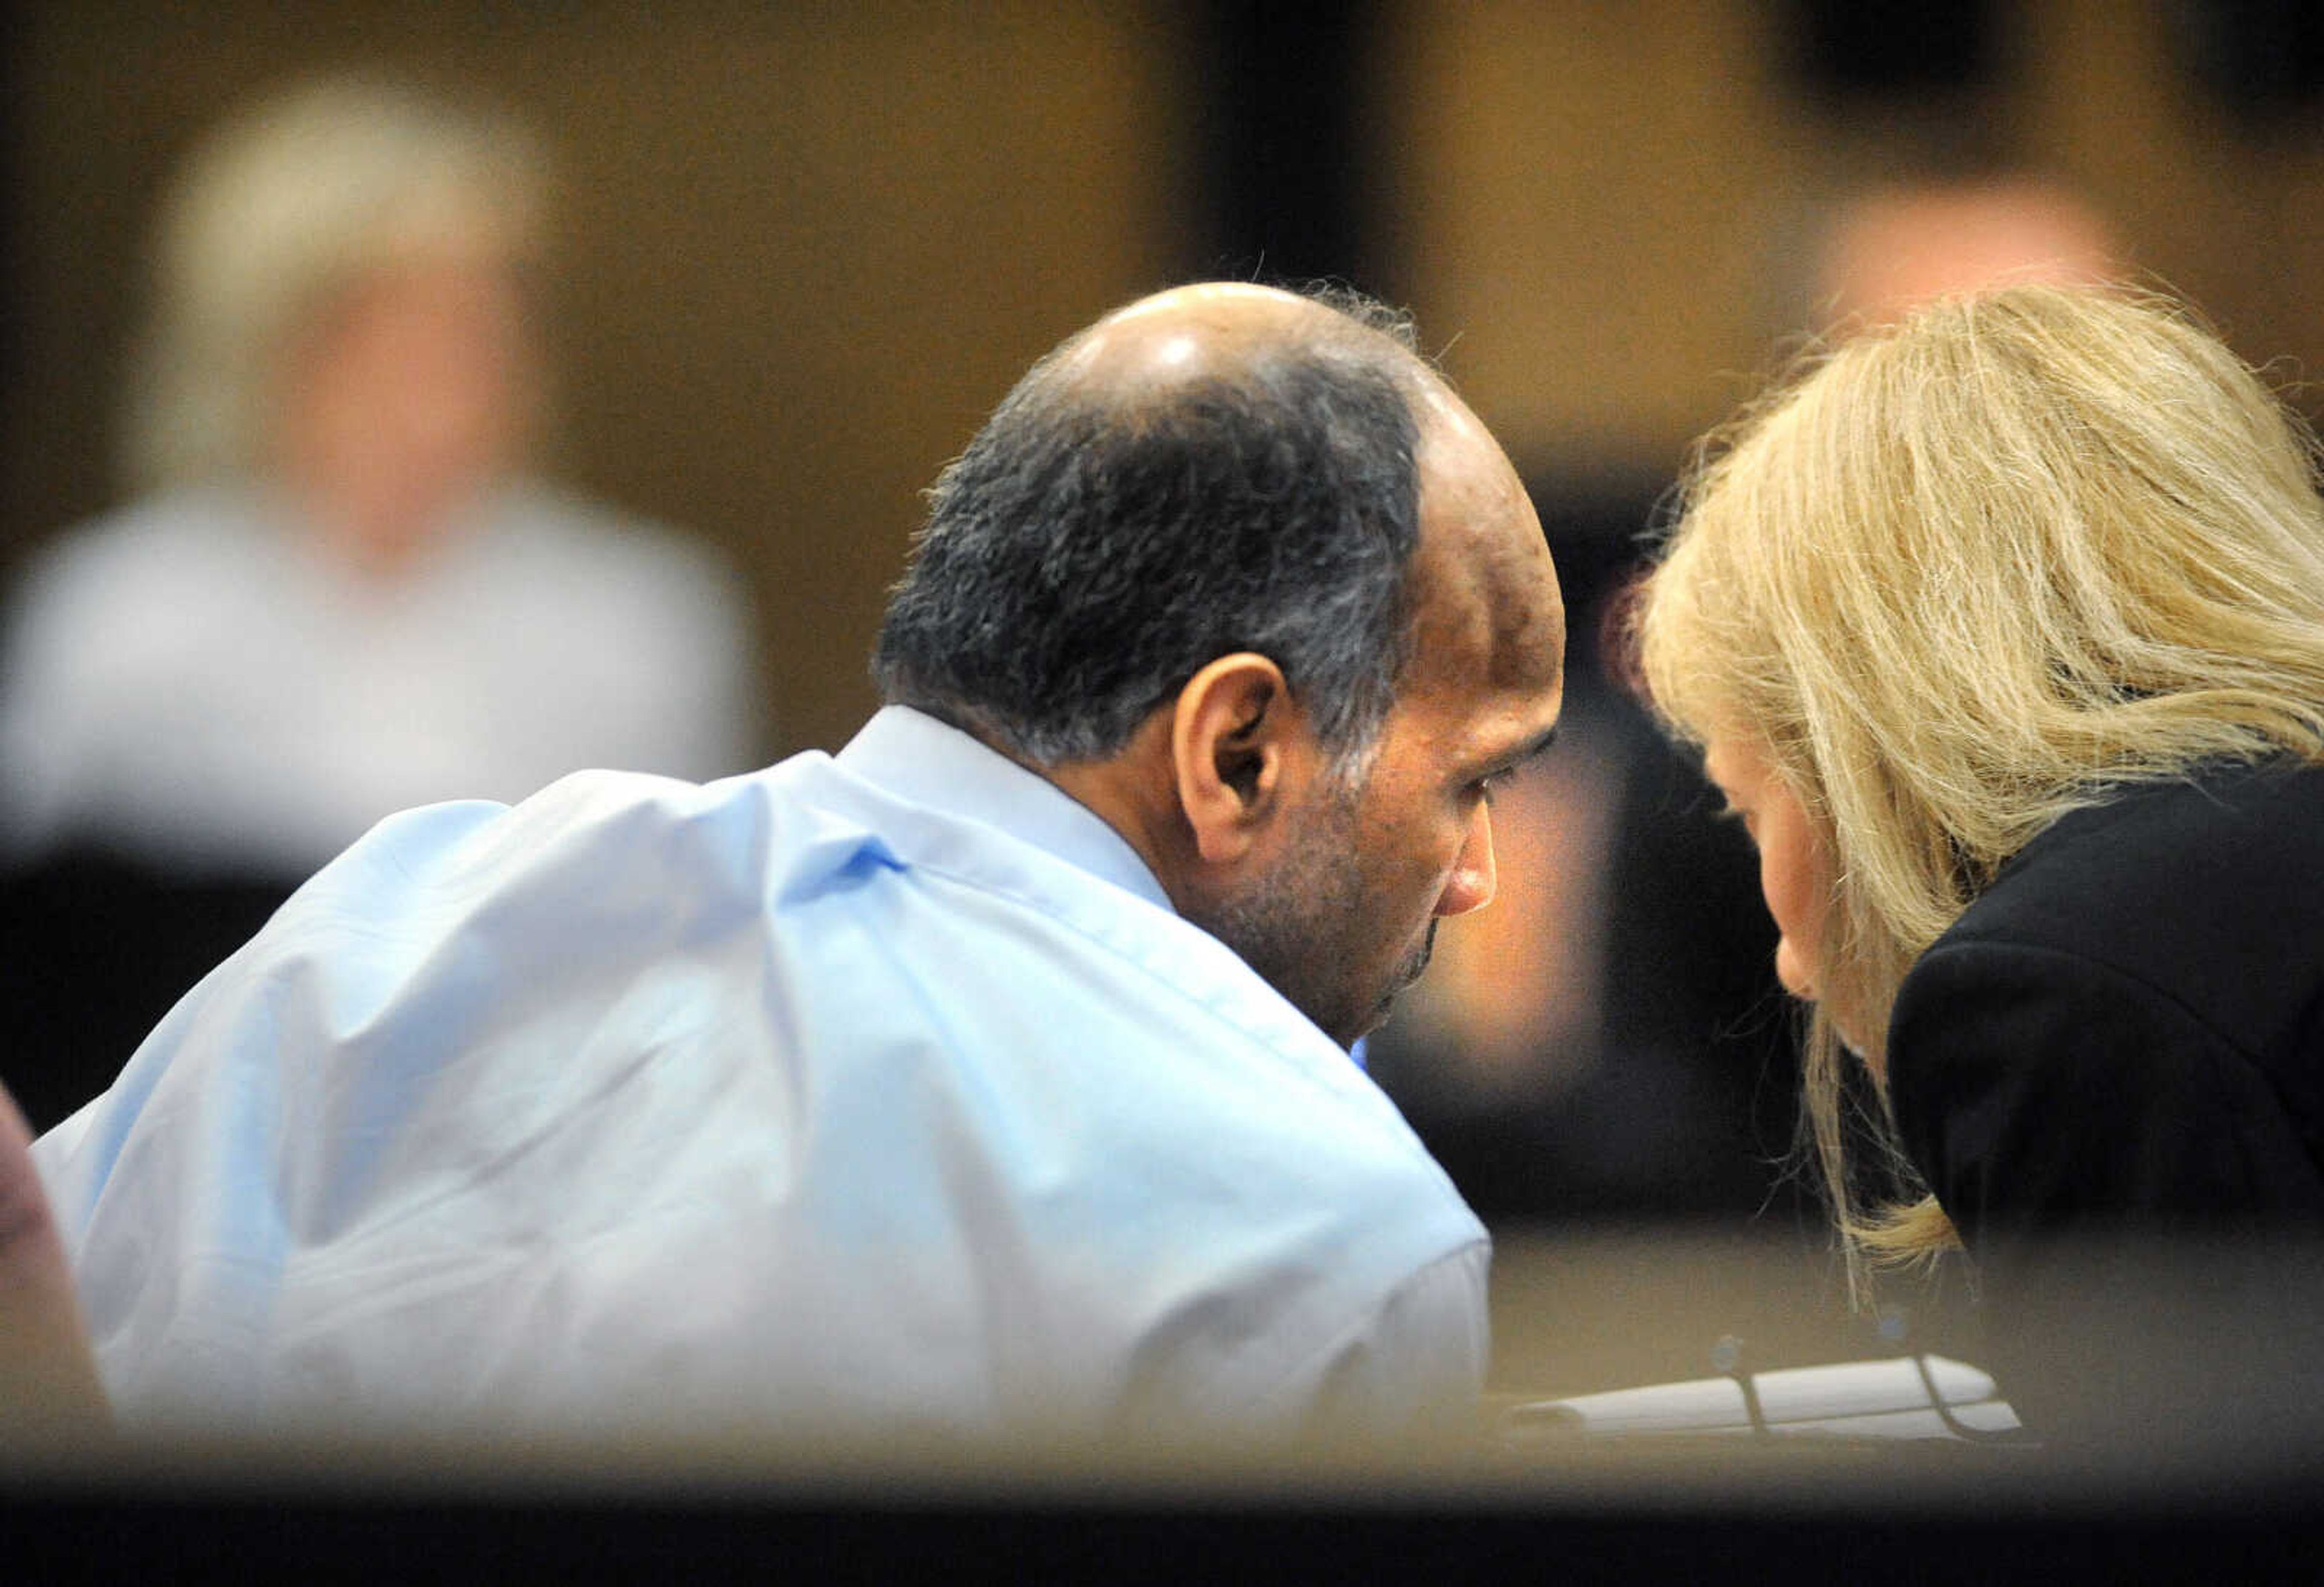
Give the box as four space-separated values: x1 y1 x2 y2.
1632 284 2324 1438
0 77 756 883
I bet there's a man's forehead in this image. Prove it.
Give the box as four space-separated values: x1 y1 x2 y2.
1407 405 1564 684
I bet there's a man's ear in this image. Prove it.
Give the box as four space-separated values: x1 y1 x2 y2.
1169 653 1312 865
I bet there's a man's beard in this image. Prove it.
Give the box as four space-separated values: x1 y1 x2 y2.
1375 918 1438 1019
1190 780 1433 1048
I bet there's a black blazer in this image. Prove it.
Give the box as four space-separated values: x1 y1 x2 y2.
1886 758 2324 1442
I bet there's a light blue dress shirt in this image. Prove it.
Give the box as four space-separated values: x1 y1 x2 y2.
35 707 1488 1443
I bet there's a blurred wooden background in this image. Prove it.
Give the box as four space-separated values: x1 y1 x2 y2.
8 1 2324 756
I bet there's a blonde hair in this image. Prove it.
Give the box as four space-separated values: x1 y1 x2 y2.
1633 284 2324 1297
123 76 545 491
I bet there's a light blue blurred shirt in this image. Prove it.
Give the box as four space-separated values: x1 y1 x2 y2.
35 706 1488 1443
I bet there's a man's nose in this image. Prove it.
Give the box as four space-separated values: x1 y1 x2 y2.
1434 803 1497 917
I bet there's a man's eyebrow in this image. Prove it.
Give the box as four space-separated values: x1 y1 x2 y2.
1488 725 1561 777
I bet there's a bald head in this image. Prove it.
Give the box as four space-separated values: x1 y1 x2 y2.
873 280 1451 768
1060 281 1420 396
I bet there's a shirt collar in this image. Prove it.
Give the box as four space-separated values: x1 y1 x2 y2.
836 707 1176 914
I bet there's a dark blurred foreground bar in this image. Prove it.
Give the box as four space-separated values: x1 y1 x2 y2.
7 1428 2323 1580
11 1236 2323 1576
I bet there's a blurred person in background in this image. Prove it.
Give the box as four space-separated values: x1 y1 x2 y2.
1633 283 2324 1442
1802 172 2119 330
0 77 758 1129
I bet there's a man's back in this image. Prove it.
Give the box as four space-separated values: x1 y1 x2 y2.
35 708 1486 1443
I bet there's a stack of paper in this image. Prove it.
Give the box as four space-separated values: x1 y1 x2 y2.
1505 1355 2024 1442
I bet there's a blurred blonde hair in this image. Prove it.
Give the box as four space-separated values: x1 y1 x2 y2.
1632 284 2324 1297
123 76 544 491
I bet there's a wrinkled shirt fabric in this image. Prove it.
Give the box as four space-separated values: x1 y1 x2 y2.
34 707 1488 1444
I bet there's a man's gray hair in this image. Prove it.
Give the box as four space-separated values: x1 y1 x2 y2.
872 284 1432 773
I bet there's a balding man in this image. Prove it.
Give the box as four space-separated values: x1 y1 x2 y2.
35 284 1565 1446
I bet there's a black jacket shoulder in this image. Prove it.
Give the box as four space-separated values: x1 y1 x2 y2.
1883 760 2324 1442
1889 758 2324 1237
1932 759 2324 1064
